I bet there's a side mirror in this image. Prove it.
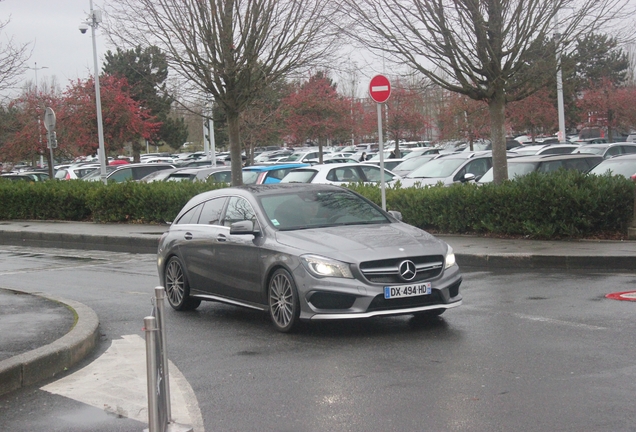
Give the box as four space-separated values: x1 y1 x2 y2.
461 173 476 183
388 210 403 221
230 220 260 235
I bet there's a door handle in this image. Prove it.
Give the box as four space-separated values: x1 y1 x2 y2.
217 234 227 242
184 232 193 240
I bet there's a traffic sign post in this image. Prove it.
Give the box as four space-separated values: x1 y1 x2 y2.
369 75 391 211
43 107 57 178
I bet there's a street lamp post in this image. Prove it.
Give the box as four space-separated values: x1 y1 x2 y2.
80 0 107 184
28 62 49 172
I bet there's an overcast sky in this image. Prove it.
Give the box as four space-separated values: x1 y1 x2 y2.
0 0 108 95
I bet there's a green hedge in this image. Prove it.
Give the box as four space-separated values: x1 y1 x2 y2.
350 170 635 238
0 170 633 238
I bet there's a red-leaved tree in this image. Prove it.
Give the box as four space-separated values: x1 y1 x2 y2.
58 75 162 158
577 78 636 142
282 72 351 160
506 88 558 142
386 83 430 154
438 92 490 149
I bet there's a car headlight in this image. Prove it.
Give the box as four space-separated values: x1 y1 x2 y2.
300 255 353 279
445 246 456 269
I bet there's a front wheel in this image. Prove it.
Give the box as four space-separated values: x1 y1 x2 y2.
164 256 201 311
268 269 300 333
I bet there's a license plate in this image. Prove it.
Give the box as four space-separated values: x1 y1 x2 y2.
384 282 431 299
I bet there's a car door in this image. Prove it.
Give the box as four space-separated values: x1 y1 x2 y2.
454 157 492 182
177 197 228 296
213 196 263 303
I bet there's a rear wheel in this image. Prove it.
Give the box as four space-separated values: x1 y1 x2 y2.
268 269 300 333
164 256 201 311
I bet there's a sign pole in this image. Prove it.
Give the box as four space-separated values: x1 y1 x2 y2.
369 75 391 211
377 103 386 211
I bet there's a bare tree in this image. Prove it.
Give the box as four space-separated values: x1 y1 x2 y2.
0 15 30 97
105 0 338 185
341 0 632 184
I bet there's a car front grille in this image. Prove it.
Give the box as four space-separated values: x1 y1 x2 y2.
359 255 444 284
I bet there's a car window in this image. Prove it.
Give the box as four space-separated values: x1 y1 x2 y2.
281 169 317 183
537 161 565 173
620 145 636 154
242 170 260 184
328 166 362 182
207 171 232 183
455 158 491 181
108 168 133 182
359 165 395 182
223 197 257 227
55 170 68 179
175 204 203 225
606 146 622 158
198 197 227 225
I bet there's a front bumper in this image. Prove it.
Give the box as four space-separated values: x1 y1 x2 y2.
293 264 463 321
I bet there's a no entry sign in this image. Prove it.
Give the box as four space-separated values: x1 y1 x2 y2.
369 75 391 103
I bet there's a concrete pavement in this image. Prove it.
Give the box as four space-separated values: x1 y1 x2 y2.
0 219 634 397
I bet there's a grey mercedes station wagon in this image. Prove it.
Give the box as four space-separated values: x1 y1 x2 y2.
157 183 462 332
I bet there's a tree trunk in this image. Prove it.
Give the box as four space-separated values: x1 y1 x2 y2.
489 93 508 184
227 111 243 186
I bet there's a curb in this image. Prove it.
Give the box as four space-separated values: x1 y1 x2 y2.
0 291 99 396
456 253 636 271
0 231 158 254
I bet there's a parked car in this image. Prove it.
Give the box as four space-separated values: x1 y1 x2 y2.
399 151 493 187
282 150 322 164
573 142 636 159
54 164 100 180
157 183 462 332
242 163 310 184
362 159 406 171
402 148 441 159
165 166 232 183
508 144 580 157
280 163 401 186
0 173 36 182
478 154 603 183
390 154 440 177
587 154 636 180
14 171 50 181
83 163 175 182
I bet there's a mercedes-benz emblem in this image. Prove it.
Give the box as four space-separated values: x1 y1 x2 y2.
398 260 416 281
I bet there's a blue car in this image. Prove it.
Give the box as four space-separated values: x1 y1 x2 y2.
243 163 310 184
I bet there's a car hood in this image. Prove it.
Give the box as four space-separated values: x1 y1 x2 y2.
275 223 447 263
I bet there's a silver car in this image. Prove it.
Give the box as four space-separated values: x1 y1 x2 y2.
157 184 462 332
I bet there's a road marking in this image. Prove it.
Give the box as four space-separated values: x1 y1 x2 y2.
513 312 606 330
41 334 204 431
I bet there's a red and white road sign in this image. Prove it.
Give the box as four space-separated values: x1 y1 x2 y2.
369 75 391 103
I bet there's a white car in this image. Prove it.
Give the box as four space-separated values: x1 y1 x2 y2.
280 162 402 186
399 151 492 187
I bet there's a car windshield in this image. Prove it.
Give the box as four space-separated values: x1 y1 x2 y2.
285 153 305 162
406 157 466 178
575 146 605 155
259 190 390 231
82 165 118 180
393 156 435 172
588 159 636 178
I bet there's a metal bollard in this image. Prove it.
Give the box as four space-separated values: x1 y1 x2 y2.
154 286 172 423
144 316 160 432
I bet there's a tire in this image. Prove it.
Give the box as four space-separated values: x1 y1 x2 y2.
268 268 300 333
164 256 201 311
413 308 445 319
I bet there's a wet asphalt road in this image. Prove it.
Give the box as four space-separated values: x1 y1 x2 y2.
1 245 636 431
